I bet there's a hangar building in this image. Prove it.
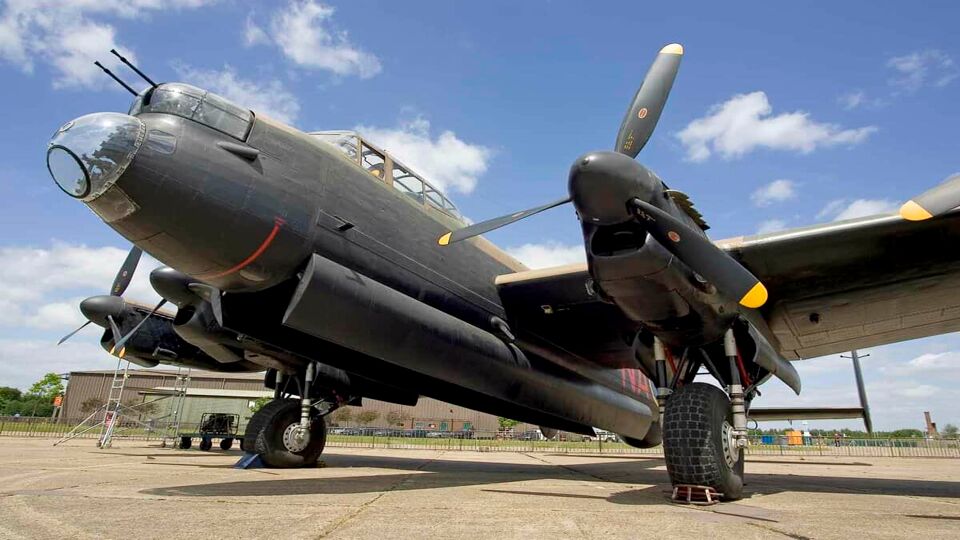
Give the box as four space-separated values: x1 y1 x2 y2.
61 369 532 433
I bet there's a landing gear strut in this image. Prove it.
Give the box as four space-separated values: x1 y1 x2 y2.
242 363 341 468
662 329 747 500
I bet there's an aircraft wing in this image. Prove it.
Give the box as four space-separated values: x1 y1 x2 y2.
721 211 960 359
496 211 960 363
495 264 643 370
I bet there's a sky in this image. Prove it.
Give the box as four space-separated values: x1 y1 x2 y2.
0 0 958 431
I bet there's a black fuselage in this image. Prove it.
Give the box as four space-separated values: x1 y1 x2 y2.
54 90 744 441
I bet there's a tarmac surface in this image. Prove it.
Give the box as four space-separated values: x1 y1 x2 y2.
0 438 957 539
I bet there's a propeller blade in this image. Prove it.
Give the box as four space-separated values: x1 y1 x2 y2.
110 246 143 296
900 173 960 221
112 299 167 352
614 43 683 158
57 320 92 345
106 315 124 356
437 197 572 246
629 199 768 308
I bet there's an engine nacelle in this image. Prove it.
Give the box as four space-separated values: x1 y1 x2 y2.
99 306 260 372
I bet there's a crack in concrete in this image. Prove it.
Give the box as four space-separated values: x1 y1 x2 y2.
315 451 444 538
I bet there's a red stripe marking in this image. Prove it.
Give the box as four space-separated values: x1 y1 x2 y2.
199 217 285 279
664 346 678 375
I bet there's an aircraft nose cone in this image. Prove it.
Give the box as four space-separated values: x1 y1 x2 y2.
46 113 145 200
568 151 656 225
79 295 126 327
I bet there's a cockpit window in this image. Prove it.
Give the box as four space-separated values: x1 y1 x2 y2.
130 83 252 140
310 130 464 224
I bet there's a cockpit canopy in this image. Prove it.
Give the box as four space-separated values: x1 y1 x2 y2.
128 83 252 141
311 131 465 223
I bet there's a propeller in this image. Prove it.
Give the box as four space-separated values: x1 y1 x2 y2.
437 43 684 246
436 43 770 309
900 173 960 221
629 199 767 308
437 197 571 246
57 245 143 345
614 43 683 158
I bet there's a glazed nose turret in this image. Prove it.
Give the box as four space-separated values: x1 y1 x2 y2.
46 112 144 200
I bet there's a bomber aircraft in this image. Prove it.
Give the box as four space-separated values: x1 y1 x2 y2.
49 45 960 500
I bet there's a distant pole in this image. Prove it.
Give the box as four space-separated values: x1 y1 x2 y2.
849 350 873 435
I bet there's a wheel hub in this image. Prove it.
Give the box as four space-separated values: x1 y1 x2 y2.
720 420 739 468
282 422 310 453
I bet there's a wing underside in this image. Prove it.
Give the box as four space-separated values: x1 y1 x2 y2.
721 211 960 359
495 211 960 363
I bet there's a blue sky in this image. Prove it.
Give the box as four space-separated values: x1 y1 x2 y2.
1 1 958 431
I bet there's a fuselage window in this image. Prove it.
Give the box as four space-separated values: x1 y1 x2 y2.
313 132 360 162
392 165 424 204
424 187 444 210
360 142 385 178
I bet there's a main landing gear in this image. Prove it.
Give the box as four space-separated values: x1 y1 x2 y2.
660 329 750 500
244 399 327 467
242 363 343 468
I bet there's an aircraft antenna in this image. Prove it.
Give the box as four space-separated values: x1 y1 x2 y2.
110 48 158 88
93 61 138 96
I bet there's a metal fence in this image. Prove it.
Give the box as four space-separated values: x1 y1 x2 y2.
3 417 958 458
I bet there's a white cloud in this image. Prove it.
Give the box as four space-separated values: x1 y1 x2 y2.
357 116 492 195
0 0 215 89
505 242 585 269
243 15 269 47
751 179 796 207
817 198 898 221
758 336 960 431
0 243 163 331
248 0 382 79
888 49 958 93
173 64 301 124
838 90 866 110
756 219 787 235
676 91 877 162
0 338 114 390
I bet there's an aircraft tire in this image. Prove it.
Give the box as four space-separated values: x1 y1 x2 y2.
245 399 326 468
663 382 744 500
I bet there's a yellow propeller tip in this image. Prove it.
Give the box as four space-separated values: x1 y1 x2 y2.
108 346 115 355
437 232 452 246
899 200 933 221
660 43 684 55
739 282 768 309
118 347 126 358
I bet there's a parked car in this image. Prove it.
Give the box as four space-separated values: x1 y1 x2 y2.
581 430 619 443
518 430 544 441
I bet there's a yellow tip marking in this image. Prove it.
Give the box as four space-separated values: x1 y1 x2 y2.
660 43 684 55
119 347 126 358
739 282 768 309
437 232 452 246
109 346 115 355
899 200 933 221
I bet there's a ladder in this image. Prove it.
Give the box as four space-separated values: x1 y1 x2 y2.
54 356 131 447
55 357 167 447
159 367 191 448
97 357 131 448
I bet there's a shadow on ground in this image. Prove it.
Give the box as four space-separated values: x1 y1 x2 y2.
141 452 960 504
